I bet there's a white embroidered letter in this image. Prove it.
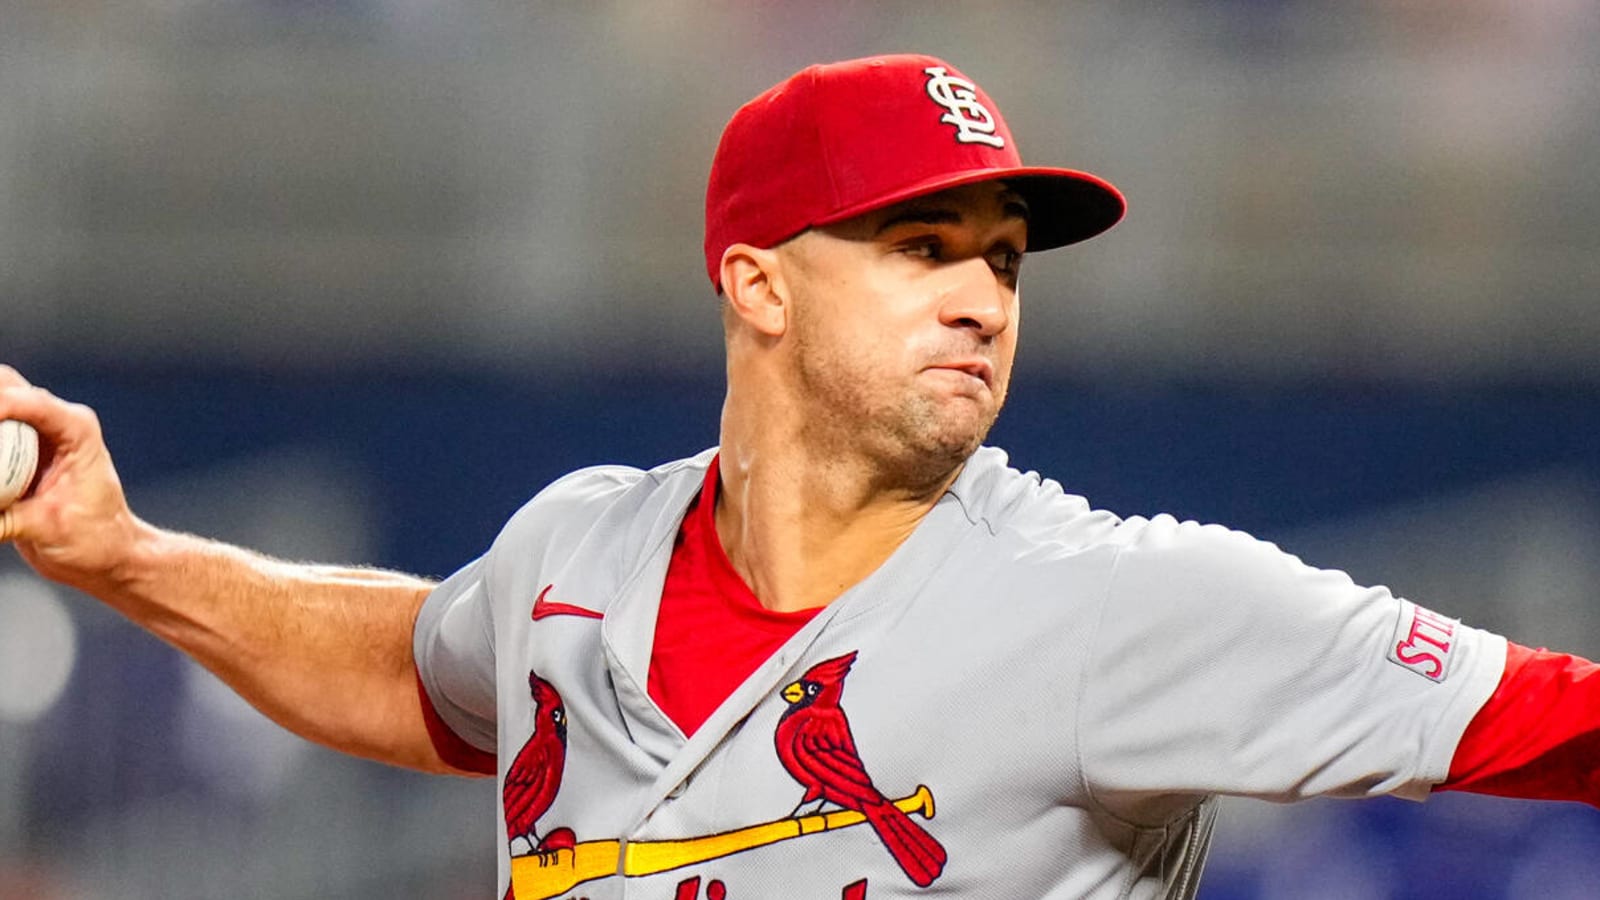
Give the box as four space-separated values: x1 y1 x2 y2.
923 66 1005 148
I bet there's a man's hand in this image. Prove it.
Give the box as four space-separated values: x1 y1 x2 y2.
0 364 145 594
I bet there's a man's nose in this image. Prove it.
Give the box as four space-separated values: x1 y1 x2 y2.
937 258 1012 337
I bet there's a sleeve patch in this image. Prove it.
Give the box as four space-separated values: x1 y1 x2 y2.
1386 599 1459 683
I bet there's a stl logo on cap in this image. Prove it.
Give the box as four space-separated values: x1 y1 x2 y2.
923 66 1005 149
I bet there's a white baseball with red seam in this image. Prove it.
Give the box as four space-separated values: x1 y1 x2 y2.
0 419 39 509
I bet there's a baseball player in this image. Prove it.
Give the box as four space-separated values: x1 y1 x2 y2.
1 54 1597 900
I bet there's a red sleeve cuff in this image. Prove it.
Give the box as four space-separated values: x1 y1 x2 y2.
415 668 497 776
1438 641 1600 805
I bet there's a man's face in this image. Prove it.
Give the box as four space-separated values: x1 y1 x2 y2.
775 181 1027 485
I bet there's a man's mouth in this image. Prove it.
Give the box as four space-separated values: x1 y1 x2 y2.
926 359 994 388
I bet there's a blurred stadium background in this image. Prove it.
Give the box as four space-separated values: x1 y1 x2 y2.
2 2 1598 898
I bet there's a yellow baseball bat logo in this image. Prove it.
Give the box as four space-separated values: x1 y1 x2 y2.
511 785 936 899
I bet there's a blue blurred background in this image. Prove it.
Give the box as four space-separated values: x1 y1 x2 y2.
2 2 1598 898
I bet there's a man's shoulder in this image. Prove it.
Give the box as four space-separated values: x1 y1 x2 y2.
954 448 1267 560
492 449 714 555
948 446 1124 551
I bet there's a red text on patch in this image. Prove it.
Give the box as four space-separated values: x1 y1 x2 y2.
1387 600 1457 682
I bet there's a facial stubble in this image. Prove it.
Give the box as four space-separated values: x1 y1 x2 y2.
789 305 1006 493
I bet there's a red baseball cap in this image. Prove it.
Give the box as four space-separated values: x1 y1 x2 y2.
704 54 1125 291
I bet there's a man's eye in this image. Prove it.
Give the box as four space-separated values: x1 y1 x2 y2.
988 247 1023 275
903 239 942 260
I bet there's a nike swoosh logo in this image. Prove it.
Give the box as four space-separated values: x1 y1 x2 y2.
530 584 604 621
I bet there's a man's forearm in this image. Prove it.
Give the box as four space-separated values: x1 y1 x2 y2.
106 520 453 772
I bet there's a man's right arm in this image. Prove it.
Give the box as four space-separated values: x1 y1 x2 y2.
0 366 480 776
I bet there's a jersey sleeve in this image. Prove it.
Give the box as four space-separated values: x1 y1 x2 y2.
1077 515 1506 825
409 461 655 776
413 555 499 771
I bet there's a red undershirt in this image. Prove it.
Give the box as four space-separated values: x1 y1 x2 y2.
1436 641 1600 804
646 454 821 736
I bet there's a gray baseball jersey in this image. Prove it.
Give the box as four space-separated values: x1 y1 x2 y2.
414 446 1506 899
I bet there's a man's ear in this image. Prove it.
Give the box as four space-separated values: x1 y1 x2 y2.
720 243 788 338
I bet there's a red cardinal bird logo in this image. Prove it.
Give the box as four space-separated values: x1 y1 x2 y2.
774 651 947 887
504 671 574 858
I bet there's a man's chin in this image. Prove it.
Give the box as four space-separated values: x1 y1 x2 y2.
894 417 994 480
855 395 1002 487
933 403 1000 454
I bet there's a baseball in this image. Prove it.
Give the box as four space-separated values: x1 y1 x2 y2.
0 419 39 509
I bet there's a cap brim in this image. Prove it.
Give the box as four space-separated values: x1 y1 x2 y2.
810 165 1126 252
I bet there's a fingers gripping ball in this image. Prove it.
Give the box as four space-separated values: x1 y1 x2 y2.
0 419 40 510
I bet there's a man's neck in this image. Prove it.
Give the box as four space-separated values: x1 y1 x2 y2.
711 433 959 614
